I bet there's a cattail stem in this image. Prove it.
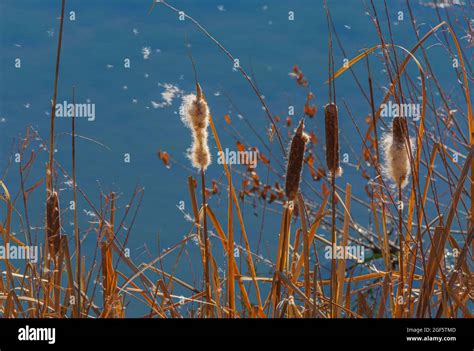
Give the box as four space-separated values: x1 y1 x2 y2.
324 102 340 318
296 193 311 317
46 190 61 258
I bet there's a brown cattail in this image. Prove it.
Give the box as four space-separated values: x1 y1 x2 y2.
382 116 411 188
181 83 211 170
324 103 341 177
285 118 309 201
46 190 61 256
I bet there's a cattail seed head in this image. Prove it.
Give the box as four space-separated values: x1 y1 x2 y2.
382 117 412 189
181 84 211 171
324 103 341 177
285 118 309 201
46 190 61 256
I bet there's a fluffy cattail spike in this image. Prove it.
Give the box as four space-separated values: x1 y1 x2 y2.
392 116 408 145
196 82 203 100
285 118 309 201
324 103 341 177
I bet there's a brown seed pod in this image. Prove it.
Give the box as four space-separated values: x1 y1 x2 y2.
46 190 61 256
285 118 308 201
324 103 341 177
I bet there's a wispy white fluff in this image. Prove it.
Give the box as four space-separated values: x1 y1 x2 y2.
141 46 152 60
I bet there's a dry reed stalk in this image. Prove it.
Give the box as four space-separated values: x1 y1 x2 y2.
435 147 474 317
187 176 200 222
99 193 123 318
154 0 286 153
377 273 392 318
59 235 76 317
335 183 351 317
210 257 222 318
205 205 252 314
330 20 472 251
416 226 445 317
324 103 341 177
182 83 213 316
324 102 340 317
370 202 394 315
296 193 311 317
285 119 308 201
397 180 406 318
290 228 302 273
291 194 329 281
227 172 235 317
287 296 302 318
200 170 213 317
0 181 14 292
330 43 428 312
182 83 211 171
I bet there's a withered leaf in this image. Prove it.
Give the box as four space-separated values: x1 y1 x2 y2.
157 150 171 169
